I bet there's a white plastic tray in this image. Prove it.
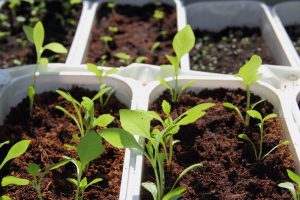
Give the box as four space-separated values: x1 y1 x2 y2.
183 1 296 73
127 75 300 199
0 63 143 200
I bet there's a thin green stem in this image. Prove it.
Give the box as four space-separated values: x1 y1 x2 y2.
258 123 264 160
33 176 43 200
75 170 83 200
168 136 174 165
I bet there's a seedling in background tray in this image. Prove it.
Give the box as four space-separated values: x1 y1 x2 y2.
151 42 160 53
279 169 300 200
23 21 67 116
0 140 30 200
114 53 148 65
235 55 262 126
108 26 118 33
55 89 115 139
86 63 118 110
107 2 117 16
238 110 289 160
100 35 113 47
100 103 214 200
1 160 71 200
153 9 164 21
158 25 195 102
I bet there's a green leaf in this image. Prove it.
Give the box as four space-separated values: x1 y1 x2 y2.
173 25 195 60
56 90 80 106
99 128 142 150
86 178 103 188
92 87 111 101
182 103 215 116
157 77 171 90
263 113 277 122
278 182 297 200
70 0 81 4
162 100 171 116
0 141 9 149
235 55 262 86
180 81 195 93
287 169 300 190
160 65 175 77
40 57 48 65
177 111 205 126
238 134 252 142
114 53 131 62
120 109 151 139
43 42 67 54
33 21 44 56
46 159 72 172
1 176 30 187
26 163 40 176
22 25 34 43
135 56 148 63
81 97 94 112
94 114 114 127
64 143 76 150
80 177 87 189
0 195 12 200
67 178 77 186
162 186 186 200
166 55 179 69
144 111 163 124
105 68 118 76
77 131 104 167
223 102 236 109
151 42 160 53
87 63 102 77
247 110 262 121
142 182 157 200
0 140 30 170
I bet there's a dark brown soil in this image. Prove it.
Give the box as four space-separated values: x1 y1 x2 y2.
0 0 82 69
285 25 300 56
142 89 294 200
86 3 177 67
190 27 276 74
0 87 127 199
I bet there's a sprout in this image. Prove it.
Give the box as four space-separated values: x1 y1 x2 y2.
151 42 160 53
153 9 164 21
279 169 300 200
114 52 131 65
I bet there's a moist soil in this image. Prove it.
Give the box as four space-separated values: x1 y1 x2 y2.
86 3 177 67
190 27 276 74
0 1 82 69
285 25 300 56
0 87 126 199
142 89 294 200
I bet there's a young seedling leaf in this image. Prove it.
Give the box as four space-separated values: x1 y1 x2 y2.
77 131 104 167
158 77 172 90
86 178 103 188
120 109 151 139
287 169 300 189
106 68 118 75
46 159 72 171
181 81 195 93
99 128 142 150
0 140 30 170
177 111 205 126
165 55 179 69
162 100 171 116
247 110 262 121
263 113 277 122
94 114 114 127
33 21 44 56
87 63 102 77
278 182 297 200
0 195 12 200
160 65 175 77
40 57 49 65
56 90 80 106
135 56 148 63
81 97 94 112
142 182 157 200
172 25 195 60
1 176 30 187
26 163 40 176
235 55 262 86
80 177 88 189
92 87 111 101
162 186 186 200
44 42 68 53
182 103 215 116
0 141 9 149
23 25 34 43
67 178 77 186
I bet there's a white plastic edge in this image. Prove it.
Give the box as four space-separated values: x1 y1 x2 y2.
0 63 143 200
127 75 300 200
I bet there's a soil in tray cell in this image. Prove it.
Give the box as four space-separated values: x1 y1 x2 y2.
141 89 294 200
285 25 300 56
190 27 276 74
86 2 177 67
0 0 82 69
0 87 126 200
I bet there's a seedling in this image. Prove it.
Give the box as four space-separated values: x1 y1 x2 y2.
55 89 115 138
23 21 67 116
86 63 118 109
114 52 131 65
0 140 30 200
238 110 289 160
108 26 118 33
135 56 148 63
158 25 195 102
235 55 262 126
107 2 117 15
99 102 213 200
1 160 71 200
65 131 104 200
278 169 300 200
151 42 160 53
100 36 113 46
153 9 164 21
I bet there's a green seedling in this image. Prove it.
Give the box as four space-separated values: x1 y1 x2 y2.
65 131 104 200
23 21 67 116
114 52 131 65
108 26 118 33
158 25 195 102
86 63 118 109
238 110 289 160
135 56 148 63
1 160 71 200
99 108 209 200
55 89 115 138
99 55 107 66
107 2 117 15
153 9 164 21
235 55 262 126
0 140 30 200
278 169 300 200
100 36 113 46
151 42 160 53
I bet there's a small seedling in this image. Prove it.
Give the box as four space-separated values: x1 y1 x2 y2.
56 89 115 138
86 63 118 109
108 26 118 33
278 169 300 200
100 36 113 46
107 2 117 15
1 160 71 200
135 56 148 63
23 21 67 116
153 9 164 21
238 110 289 160
158 25 195 102
235 55 262 126
114 52 131 65
65 131 104 200
151 42 160 53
